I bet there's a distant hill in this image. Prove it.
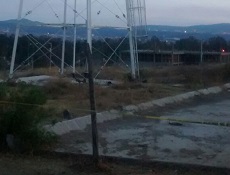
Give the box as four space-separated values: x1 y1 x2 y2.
0 19 42 33
147 23 230 40
1 19 42 26
1 19 230 40
148 23 230 34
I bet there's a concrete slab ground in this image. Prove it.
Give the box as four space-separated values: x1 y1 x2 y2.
16 75 55 86
14 75 120 87
55 91 230 168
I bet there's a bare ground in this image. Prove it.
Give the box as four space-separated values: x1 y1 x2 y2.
1 64 230 174
0 153 229 175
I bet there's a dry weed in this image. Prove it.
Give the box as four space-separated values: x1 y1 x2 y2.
95 66 129 80
11 64 230 120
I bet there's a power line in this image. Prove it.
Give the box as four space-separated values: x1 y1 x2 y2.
45 0 62 22
94 0 127 25
113 0 126 19
23 0 47 18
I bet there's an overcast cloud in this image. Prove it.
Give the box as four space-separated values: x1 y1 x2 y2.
0 0 230 26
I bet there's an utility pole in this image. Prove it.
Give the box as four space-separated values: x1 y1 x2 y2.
200 40 203 64
154 41 156 64
9 0 24 78
85 43 99 165
171 42 174 65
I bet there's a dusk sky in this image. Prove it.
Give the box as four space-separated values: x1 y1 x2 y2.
0 0 230 26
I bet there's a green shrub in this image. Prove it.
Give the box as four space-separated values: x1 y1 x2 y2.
0 83 56 152
9 83 47 105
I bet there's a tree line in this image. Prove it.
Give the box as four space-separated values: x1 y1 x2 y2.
0 34 229 69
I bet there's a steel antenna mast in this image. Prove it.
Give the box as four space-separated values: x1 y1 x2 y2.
9 0 24 78
73 0 77 73
87 0 92 53
61 0 67 75
126 0 147 80
85 0 92 73
126 0 136 79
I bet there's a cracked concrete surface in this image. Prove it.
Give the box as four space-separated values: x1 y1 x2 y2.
55 91 230 168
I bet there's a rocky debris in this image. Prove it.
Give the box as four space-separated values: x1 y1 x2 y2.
169 121 183 126
63 109 72 120
6 134 24 153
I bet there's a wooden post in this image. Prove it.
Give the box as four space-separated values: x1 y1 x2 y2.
85 43 99 165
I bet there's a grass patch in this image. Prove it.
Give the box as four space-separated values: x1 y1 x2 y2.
95 66 129 80
41 78 185 120
140 63 230 88
8 63 230 121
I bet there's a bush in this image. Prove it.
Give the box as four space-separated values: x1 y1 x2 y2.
0 83 56 152
9 83 47 105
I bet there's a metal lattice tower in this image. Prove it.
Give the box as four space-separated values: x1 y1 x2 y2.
9 0 75 78
126 0 147 79
9 0 24 78
9 0 147 79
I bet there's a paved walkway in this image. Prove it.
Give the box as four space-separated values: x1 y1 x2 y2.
56 91 230 168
